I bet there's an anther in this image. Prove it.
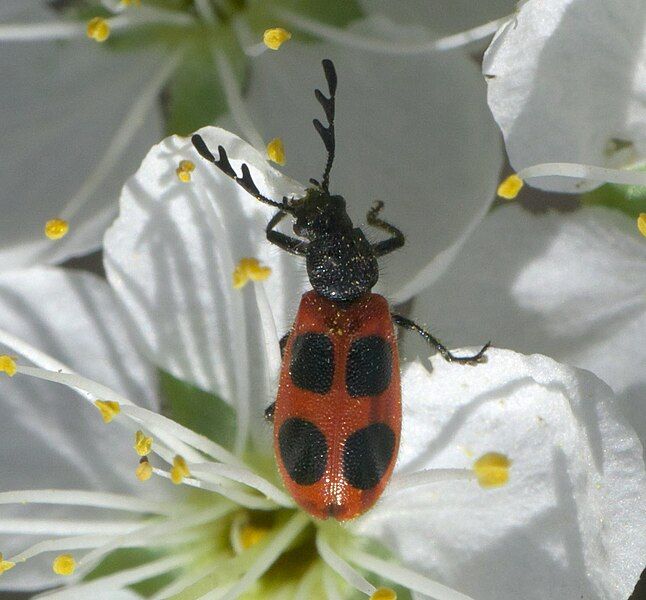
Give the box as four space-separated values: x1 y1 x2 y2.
371 589 397 600
474 452 511 488
94 400 121 424
233 258 272 289
176 159 196 183
267 138 286 165
497 174 524 199
136 457 153 482
121 0 141 6
240 523 271 549
52 554 76 576
134 430 153 456
0 554 15 575
0 356 16 377
263 27 292 50
86 17 110 43
170 455 190 484
638 213 646 238
44 219 69 240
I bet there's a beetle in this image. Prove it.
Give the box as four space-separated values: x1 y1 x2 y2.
191 59 489 520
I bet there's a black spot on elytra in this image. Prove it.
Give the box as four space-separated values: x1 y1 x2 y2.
290 333 334 394
346 336 392 397
343 423 395 490
279 418 328 486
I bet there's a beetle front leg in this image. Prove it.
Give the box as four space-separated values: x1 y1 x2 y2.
392 313 490 364
266 210 308 256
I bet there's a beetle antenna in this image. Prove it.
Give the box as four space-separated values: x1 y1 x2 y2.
313 59 337 192
191 134 293 213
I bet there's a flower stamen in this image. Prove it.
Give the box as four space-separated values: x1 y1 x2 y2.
473 452 510 488
86 17 111 42
233 257 272 289
52 554 76 576
267 138 286 165
0 355 16 377
44 219 69 240
497 174 524 199
170 455 190 484
637 213 646 238
0 554 15 575
176 159 195 182
263 27 292 50
94 399 121 423
136 457 153 481
316 534 376 596
134 430 153 456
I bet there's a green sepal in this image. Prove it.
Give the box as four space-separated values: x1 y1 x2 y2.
159 370 236 450
582 166 646 218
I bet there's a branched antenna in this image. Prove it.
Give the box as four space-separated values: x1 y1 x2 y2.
192 134 292 212
313 59 337 192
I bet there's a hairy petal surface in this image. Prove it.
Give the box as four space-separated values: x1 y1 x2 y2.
354 348 646 600
0 268 159 590
484 0 646 192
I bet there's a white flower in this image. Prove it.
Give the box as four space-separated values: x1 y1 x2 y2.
406 204 646 446
1 0 502 273
483 0 646 192
1 130 644 599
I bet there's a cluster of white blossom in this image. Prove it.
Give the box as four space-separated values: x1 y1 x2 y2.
0 1 644 599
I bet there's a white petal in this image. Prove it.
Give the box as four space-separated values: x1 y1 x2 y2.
353 348 646 600
359 0 516 36
404 205 646 445
243 41 502 302
0 24 164 267
0 267 159 590
104 127 307 449
484 0 646 192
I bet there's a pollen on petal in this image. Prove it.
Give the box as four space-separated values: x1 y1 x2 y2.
637 213 646 238
263 27 292 50
474 452 511 488
267 138 286 165
134 430 153 456
86 17 110 42
371 589 397 600
176 159 196 183
233 257 271 289
497 174 524 199
0 554 15 575
44 219 69 240
94 400 121 424
170 455 190 485
136 457 153 482
0 356 17 377
52 554 76 576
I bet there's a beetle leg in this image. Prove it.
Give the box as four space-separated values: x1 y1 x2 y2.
367 201 405 257
279 331 290 358
392 313 490 364
264 402 276 423
266 210 309 256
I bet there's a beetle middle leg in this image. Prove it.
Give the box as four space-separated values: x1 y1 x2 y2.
392 313 490 364
368 201 405 257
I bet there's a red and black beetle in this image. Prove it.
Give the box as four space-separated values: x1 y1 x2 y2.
192 59 489 520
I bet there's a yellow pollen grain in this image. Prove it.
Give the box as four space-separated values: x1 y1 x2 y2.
263 27 292 50
637 213 646 238
134 430 153 456
0 554 15 575
44 219 69 240
136 457 153 482
233 257 271 289
240 524 270 549
52 554 76 576
371 589 397 600
121 0 141 6
170 455 190 485
474 452 511 488
176 159 196 183
0 356 17 377
86 17 110 43
497 174 524 200
94 400 121 424
267 138 286 165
